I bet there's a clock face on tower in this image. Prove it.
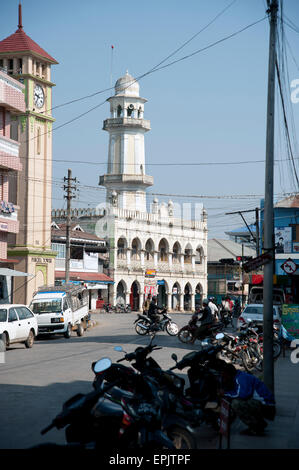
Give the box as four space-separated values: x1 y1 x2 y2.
34 84 44 108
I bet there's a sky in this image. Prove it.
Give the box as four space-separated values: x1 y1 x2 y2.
1 0 299 239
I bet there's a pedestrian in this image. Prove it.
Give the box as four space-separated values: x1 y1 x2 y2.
219 363 276 436
143 293 152 314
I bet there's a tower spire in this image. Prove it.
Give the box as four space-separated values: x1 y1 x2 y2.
18 2 23 30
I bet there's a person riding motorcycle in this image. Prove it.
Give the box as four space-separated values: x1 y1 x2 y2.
147 296 164 329
190 299 214 344
208 296 219 322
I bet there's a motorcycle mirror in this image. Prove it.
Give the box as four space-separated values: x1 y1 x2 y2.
215 333 224 340
171 353 178 362
93 357 112 374
114 346 123 352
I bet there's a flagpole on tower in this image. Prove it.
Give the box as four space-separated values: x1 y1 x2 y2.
110 45 114 88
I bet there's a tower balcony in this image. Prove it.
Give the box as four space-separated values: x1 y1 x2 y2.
99 174 153 188
0 70 25 113
103 117 151 132
0 135 22 171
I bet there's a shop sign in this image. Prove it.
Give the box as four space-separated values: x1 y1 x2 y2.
275 227 292 254
282 304 299 339
0 201 14 214
31 257 52 263
144 278 156 286
144 285 157 296
0 223 8 231
157 280 165 286
293 242 299 253
145 269 156 278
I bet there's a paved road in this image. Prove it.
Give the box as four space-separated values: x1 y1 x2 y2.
0 312 204 449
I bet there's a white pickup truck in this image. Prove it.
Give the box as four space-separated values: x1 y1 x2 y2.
29 284 89 338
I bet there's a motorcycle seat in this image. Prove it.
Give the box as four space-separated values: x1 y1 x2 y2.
108 386 135 402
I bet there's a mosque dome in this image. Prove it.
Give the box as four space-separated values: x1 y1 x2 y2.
115 71 139 97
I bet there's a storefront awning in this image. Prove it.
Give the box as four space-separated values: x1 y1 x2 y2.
0 268 33 277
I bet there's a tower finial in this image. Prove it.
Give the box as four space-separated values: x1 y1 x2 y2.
18 2 23 29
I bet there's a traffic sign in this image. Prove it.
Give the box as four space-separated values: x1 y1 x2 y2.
242 252 272 273
281 258 298 275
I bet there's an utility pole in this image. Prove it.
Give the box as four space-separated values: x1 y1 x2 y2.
255 207 260 256
263 0 278 394
241 243 245 307
64 169 77 284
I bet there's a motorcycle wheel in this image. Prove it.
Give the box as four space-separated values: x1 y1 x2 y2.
167 426 197 449
135 320 148 335
178 328 193 344
273 340 281 359
165 322 179 336
241 347 258 372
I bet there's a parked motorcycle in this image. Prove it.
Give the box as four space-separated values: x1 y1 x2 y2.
104 337 201 449
39 357 175 450
169 335 228 430
115 303 132 313
134 309 179 336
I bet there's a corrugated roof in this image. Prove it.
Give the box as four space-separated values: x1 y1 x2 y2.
225 224 256 235
0 27 58 64
55 271 113 283
52 225 105 243
208 238 256 262
274 194 299 209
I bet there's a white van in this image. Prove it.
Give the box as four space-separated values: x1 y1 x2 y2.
248 286 285 305
29 284 89 338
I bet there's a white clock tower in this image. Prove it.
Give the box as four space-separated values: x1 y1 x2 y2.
99 71 153 212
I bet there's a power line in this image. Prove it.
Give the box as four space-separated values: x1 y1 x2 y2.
24 15 266 145
37 0 239 116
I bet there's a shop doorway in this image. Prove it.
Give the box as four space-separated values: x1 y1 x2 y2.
130 281 139 311
158 282 166 308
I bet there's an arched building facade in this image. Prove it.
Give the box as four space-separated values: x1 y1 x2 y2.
97 71 208 311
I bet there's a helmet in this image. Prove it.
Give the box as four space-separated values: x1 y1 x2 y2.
202 298 209 305
209 297 215 302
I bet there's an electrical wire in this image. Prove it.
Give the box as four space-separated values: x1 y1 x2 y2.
38 0 239 116
24 15 267 145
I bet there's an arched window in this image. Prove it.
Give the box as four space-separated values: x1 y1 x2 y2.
158 239 168 262
127 104 134 117
117 238 127 259
145 239 154 261
184 244 193 264
131 238 141 260
172 242 181 263
117 105 122 117
195 246 203 264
